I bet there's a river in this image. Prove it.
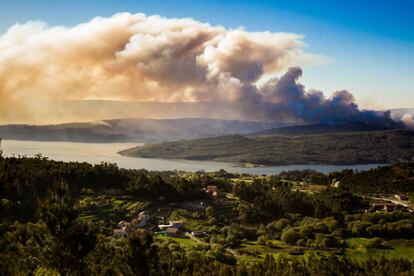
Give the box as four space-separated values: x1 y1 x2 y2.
1 139 383 175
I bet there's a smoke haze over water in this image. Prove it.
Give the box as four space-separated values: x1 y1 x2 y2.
0 13 407 127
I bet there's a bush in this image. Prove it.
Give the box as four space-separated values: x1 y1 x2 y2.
296 239 306 247
274 218 290 231
281 229 303 245
289 247 304 255
306 239 315 247
366 238 384 249
265 240 275 247
205 206 215 217
320 236 343 248
257 235 267 245
274 232 281 240
299 225 314 238
208 217 217 225
168 243 181 252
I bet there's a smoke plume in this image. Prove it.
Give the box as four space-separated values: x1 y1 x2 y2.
0 13 404 127
401 114 414 129
241 67 399 126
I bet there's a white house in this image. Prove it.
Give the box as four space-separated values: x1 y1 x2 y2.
332 181 340 188
137 220 147 228
118 220 127 228
114 228 127 238
395 194 409 201
169 221 183 229
158 224 171 231
138 211 149 221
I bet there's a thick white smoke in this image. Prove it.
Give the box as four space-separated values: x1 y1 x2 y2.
0 13 403 128
401 114 414 129
0 13 321 123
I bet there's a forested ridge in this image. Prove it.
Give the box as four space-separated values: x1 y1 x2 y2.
120 129 414 166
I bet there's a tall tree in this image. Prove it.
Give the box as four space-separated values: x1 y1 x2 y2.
39 181 97 275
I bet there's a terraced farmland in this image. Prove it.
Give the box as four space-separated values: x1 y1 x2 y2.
79 194 149 224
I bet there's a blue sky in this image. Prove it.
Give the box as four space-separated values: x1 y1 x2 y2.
1 0 413 109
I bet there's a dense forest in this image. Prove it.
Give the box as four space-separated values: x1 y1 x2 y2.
120 129 414 166
1 156 414 275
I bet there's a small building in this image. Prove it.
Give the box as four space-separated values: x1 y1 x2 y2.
138 211 149 221
169 221 184 229
137 220 147 228
131 218 140 226
118 220 127 228
155 216 165 224
166 227 180 237
114 229 127 238
158 224 172 231
383 204 395 212
158 221 184 230
206 185 219 197
332 181 340 188
372 203 395 212
395 194 409 201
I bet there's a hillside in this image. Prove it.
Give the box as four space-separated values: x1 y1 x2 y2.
0 118 281 143
2 156 414 274
120 130 414 165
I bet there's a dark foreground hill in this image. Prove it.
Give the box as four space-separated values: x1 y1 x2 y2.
0 118 280 143
120 129 414 165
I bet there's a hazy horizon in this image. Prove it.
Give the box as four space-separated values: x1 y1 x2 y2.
0 100 413 126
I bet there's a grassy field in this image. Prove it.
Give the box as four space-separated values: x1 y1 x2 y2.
238 240 307 264
79 194 149 223
229 175 269 183
345 238 414 261
168 208 207 229
237 238 414 264
155 235 198 249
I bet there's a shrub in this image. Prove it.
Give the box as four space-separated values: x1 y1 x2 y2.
205 206 215 217
168 243 181 252
257 235 267 245
297 239 306 247
366 238 384 249
274 218 290 231
281 229 303 245
306 239 315 247
208 217 217 225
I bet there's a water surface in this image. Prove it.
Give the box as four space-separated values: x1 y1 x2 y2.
1 139 383 175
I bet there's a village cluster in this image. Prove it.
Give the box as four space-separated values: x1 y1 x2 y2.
114 180 412 239
366 194 411 213
113 185 220 238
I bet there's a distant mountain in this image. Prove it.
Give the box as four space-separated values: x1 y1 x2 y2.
249 122 398 137
120 129 414 166
5 100 298 124
0 118 282 143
